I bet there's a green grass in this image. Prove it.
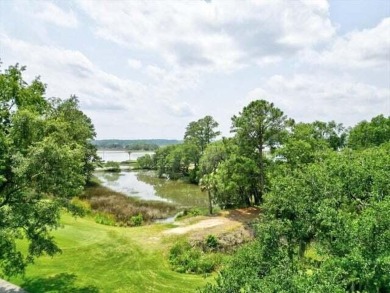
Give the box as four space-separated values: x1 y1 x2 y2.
9 213 212 293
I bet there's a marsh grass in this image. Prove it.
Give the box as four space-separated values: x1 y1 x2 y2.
81 182 176 226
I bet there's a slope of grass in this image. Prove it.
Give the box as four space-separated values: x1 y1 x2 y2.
9 213 211 293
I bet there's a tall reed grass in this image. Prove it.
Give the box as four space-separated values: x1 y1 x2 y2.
81 181 176 226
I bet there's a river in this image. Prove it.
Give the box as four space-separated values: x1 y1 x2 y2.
95 150 208 208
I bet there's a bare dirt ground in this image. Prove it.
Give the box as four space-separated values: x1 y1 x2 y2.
163 217 236 235
163 207 260 237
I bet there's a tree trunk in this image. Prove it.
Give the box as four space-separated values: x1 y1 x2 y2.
208 190 213 215
258 139 264 204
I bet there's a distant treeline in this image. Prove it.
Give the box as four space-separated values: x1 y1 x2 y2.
92 139 181 150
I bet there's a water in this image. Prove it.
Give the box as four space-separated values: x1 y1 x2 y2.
95 170 208 208
97 150 154 162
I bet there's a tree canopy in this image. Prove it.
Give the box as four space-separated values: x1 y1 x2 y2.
231 100 290 203
348 114 390 149
0 64 97 276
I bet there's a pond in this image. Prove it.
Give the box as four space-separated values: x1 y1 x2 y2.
95 170 208 208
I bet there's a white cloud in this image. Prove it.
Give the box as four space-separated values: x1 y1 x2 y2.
0 32 198 138
34 1 79 28
301 17 390 69
1 33 145 120
127 58 142 69
77 0 335 71
246 74 390 126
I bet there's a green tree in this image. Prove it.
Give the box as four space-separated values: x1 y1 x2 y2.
202 143 390 292
348 114 390 149
276 122 334 168
198 140 229 214
210 155 260 208
0 64 96 276
184 115 221 154
183 115 220 183
231 100 289 204
137 154 155 169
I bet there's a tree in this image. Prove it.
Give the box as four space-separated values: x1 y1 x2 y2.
0 64 96 276
184 115 221 154
202 143 390 292
231 100 289 204
137 154 155 170
210 155 260 208
199 140 230 213
275 122 334 168
348 114 390 149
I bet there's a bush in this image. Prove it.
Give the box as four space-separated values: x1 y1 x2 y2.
169 241 222 274
205 235 219 251
94 213 116 226
104 161 121 172
137 154 156 170
177 208 203 219
130 213 143 226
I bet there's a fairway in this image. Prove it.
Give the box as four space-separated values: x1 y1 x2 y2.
9 214 212 293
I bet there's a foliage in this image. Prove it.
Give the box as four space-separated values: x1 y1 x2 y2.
205 235 219 251
202 143 390 292
231 100 290 204
169 241 223 274
209 154 260 208
82 183 176 225
125 143 159 151
0 64 97 276
183 115 221 183
348 114 390 149
184 115 221 154
104 161 121 172
94 213 116 226
129 213 143 227
92 139 179 150
198 140 230 213
178 207 203 218
136 154 156 169
276 122 337 167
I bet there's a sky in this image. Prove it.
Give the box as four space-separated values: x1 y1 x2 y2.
1 0 389 140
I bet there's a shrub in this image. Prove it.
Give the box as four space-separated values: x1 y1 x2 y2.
104 161 121 172
169 241 222 274
130 213 143 226
177 208 203 219
94 213 116 226
137 154 156 170
205 235 219 251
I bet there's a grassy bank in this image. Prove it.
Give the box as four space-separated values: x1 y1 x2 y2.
10 213 212 293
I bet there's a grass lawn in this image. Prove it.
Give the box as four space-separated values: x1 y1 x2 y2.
9 213 212 293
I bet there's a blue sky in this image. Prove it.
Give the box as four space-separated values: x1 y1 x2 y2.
1 0 389 139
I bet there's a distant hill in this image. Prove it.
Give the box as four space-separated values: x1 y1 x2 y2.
92 139 181 150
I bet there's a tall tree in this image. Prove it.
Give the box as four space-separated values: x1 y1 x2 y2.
184 115 220 183
348 114 390 149
199 140 229 214
0 64 96 276
231 100 289 203
184 115 220 154
202 143 390 293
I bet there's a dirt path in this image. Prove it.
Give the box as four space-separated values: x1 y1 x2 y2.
0 279 28 293
163 217 235 235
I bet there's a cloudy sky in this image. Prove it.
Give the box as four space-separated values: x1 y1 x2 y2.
1 0 389 139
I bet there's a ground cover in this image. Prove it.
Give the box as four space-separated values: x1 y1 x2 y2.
9 213 212 293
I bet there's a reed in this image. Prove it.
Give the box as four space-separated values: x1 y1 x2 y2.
81 182 176 226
